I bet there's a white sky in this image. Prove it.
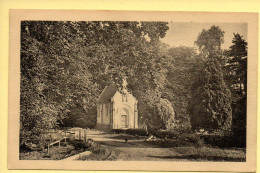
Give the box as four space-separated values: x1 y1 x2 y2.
161 22 247 50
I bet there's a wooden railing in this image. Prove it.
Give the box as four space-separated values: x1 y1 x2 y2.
46 128 88 156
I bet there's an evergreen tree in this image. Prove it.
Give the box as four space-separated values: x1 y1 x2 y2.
188 26 232 131
225 34 247 147
225 34 247 96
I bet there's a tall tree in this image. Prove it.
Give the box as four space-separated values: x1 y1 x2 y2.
188 26 232 131
225 33 247 147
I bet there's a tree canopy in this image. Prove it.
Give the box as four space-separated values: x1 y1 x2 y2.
20 21 172 145
20 21 247 149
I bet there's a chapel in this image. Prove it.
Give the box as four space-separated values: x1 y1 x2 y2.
96 82 138 131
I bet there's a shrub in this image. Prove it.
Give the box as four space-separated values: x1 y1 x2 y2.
125 129 149 136
70 140 88 150
111 129 127 134
150 130 179 139
149 130 204 147
111 129 149 136
200 134 236 148
179 133 204 147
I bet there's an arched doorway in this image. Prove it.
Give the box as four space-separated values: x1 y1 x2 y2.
120 109 128 128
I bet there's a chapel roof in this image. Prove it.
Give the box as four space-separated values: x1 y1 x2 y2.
97 83 118 103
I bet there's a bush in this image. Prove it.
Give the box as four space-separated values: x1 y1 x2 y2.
111 129 127 134
70 140 88 150
150 130 179 139
149 130 204 147
179 133 204 147
200 134 236 148
111 129 149 136
125 129 149 136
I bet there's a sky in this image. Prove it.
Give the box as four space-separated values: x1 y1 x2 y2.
161 22 247 50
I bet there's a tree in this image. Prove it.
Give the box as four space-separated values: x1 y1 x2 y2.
20 21 170 148
225 34 247 96
188 26 232 131
20 21 100 148
79 21 171 128
155 98 175 129
225 34 247 147
194 25 224 55
137 89 175 130
161 46 204 132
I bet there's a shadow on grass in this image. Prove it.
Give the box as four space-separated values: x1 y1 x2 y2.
148 154 246 162
96 139 195 148
97 140 148 148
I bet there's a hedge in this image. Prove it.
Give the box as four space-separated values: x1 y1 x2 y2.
111 129 148 136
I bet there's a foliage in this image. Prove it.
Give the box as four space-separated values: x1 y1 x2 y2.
138 92 175 130
162 46 204 132
111 128 148 136
225 34 247 148
62 104 96 128
155 98 175 129
225 34 247 95
199 133 238 148
20 21 100 147
20 21 170 147
21 21 247 150
125 129 149 136
188 26 232 131
194 25 224 54
149 130 204 147
149 129 178 139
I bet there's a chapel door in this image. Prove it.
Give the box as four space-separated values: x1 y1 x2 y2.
121 115 127 128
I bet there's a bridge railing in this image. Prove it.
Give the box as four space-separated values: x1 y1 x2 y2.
46 128 88 156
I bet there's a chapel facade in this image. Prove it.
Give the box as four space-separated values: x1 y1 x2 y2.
96 82 138 131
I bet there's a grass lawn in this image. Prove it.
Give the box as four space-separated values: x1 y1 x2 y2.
150 146 246 161
79 143 245 161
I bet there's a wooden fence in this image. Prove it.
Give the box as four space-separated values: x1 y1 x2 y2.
47 128 88 155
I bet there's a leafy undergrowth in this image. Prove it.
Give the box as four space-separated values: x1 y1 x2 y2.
20 140 88 160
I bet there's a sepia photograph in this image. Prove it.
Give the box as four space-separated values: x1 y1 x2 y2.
8 10 257 171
